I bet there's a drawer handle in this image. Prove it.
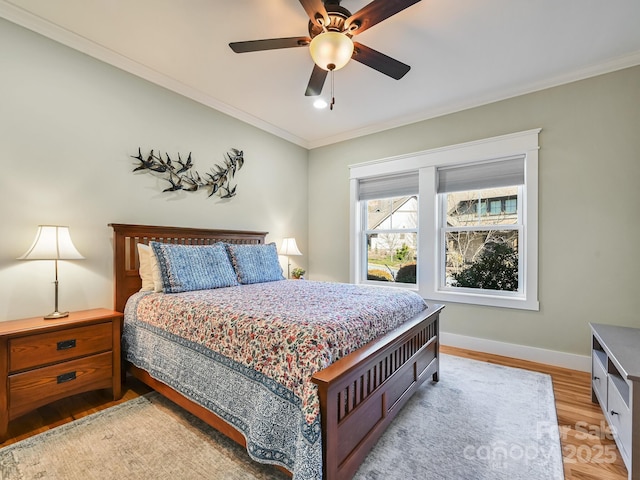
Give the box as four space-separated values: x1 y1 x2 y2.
57 371 77 384
57 339 77 350
593 376 600 380
610 410 619 416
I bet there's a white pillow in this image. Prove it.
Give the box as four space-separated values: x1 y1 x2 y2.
137 243 163 292
137 243 154 291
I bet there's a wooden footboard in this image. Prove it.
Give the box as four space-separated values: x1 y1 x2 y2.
312 305 442 480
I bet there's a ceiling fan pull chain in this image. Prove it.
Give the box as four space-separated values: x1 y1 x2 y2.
330 69 335 110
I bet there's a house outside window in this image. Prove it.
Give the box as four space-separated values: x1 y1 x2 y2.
350 129 540 311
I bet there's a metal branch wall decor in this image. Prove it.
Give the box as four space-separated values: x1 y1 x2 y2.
131 148 245 199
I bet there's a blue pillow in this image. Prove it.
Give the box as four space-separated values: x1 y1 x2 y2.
150 241 238 293
226 243 285 284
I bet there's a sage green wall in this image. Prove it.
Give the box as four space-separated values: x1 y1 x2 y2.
308 65 640 357
0 19 308 320
2 16 638 358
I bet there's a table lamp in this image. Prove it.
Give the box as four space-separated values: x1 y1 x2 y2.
18 225 84 319
278 237 302 279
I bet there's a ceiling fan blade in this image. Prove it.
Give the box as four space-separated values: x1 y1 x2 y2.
298 0 329 26
345 0 421 35
305 65 328 96
229 37 310 53
352 42 411 80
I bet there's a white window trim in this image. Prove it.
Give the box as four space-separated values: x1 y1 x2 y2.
350 129 540 311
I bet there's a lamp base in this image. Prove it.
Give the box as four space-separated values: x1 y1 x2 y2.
44 310 69 320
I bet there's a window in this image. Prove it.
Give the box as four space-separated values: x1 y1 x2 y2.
437 156 525 297
442 186 521 292
357 172 419 285
364 196 418 284
350 129 540 310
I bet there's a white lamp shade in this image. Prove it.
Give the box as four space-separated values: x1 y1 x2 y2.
309 32 354 71
278 238 302 256
18 225 84 260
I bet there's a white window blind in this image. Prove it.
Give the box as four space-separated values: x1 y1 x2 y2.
358 171 419 200
437 155 525 193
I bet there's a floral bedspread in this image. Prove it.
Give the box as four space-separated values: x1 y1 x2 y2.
131 280 427 424
124 280 428 479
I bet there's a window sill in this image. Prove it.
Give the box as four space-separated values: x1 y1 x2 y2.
426 288 539 311
360 280 418 291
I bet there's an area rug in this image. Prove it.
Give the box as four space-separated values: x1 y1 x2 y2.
0 354 564 479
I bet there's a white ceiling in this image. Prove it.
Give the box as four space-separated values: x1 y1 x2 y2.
2 0 640 148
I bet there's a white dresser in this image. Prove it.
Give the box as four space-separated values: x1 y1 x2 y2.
590 323 640 480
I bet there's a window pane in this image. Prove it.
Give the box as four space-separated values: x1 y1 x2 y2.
446 187 518 226
367 196 417 230
366 232 417 284
445 230 519 291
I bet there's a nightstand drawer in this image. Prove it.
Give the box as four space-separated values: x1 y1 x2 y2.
8 351 113 419
9 322 113 372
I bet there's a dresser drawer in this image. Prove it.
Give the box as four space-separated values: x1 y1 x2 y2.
8 351 113 419
607 376 632 462
9 322 113 372
591 352 607 405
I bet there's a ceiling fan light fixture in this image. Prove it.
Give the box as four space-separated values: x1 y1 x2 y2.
309 32 354 71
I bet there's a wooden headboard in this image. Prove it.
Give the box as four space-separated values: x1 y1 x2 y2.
109 223 268 313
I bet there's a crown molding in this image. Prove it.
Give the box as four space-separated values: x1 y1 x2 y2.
308 50 640 149
3 1 639 151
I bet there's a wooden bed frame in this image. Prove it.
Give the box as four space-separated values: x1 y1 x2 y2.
110 223 442 480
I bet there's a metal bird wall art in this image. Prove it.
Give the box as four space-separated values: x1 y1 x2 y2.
131 148 244 200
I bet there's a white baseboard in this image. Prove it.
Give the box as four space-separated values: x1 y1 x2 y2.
440 331 591 372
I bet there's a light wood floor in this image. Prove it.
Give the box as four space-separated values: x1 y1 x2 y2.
0 347 629 480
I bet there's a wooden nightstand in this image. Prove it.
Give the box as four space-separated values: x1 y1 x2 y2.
0 308 122 441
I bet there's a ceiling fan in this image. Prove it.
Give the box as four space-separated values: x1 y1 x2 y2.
229 0 421 98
